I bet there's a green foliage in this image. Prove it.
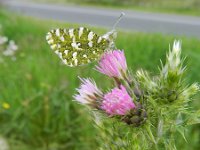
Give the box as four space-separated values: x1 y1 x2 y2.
0 10 200 149
0 10 98 150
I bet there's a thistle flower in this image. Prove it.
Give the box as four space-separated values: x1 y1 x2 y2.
96 50 127 79
74 78 103 109
101 85 135 116
71 39 199 149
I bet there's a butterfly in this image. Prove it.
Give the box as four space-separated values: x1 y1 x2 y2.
46 13 124 67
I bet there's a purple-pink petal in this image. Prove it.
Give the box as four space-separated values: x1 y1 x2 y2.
96 50 127 78
101 85 135 116
74 78 102 105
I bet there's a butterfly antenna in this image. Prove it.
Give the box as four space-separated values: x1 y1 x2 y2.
112 12 125 30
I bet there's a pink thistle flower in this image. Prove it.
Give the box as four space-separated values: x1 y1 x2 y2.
73 78 103 108
96 50 127 78
101 85 135 116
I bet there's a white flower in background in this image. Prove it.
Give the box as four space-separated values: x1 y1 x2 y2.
0 137 9 150
0 24 19 59
7 40 18 51
3 50 15 56
0 36 8 45
3 40 18 56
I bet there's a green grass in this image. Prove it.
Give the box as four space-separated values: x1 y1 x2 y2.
0 9 200 149
32 0 200 16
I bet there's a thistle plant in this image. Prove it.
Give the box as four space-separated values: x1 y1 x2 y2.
74 41 199 149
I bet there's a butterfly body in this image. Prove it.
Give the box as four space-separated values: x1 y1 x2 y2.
46 27 115 67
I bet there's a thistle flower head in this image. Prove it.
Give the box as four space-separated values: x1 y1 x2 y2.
161 40 185 80
74 78 103 108
101 85 135 116
96 50 127 78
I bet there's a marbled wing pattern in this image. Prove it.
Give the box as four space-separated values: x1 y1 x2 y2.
46 27 110 67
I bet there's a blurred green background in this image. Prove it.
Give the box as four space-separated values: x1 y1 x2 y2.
0 0 200 149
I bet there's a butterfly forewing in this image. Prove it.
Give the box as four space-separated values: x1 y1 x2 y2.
46 27 109 67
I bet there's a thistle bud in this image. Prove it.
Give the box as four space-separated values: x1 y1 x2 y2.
122 103 147 127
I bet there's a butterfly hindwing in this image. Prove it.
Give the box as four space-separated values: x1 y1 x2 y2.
46 27 109 67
